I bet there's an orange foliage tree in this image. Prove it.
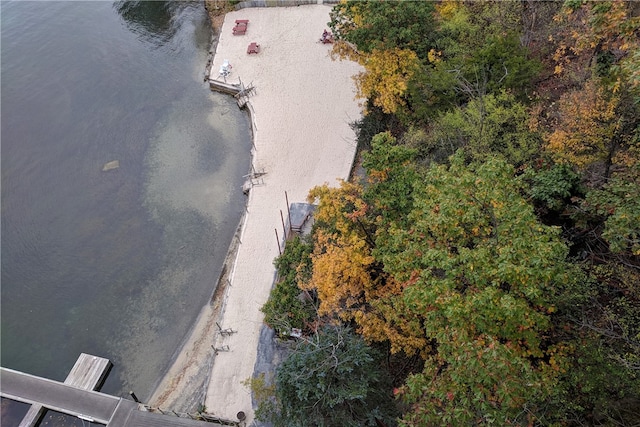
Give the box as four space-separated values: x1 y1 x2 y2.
544 77 639 181
552 0 640 93
303 179 429 356
545 78 620 171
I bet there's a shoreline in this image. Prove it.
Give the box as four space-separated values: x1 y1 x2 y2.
148 5 363 423
147 214 245 411
146 3 244 410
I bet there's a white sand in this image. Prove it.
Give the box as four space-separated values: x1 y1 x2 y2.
148 5 363 424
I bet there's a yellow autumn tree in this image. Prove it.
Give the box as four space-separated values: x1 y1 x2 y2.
303 182 374 321
545 78 622 172
552 0 640 94
303 181 429 356
332 45 420 114
328 0 429 114
354 48 420 114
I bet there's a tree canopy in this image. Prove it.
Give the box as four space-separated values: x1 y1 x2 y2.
258 1 640 425
261 325 397 427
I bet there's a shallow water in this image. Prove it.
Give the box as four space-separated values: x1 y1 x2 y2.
1 0 251 417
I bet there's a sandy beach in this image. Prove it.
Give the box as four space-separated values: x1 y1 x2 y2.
148 5 363 424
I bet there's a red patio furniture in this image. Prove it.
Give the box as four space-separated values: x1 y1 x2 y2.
233 20 248 35
247 42 260 54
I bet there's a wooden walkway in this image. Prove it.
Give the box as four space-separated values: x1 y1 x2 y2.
1 354 240 427
16 353 112 427
2 367 121 424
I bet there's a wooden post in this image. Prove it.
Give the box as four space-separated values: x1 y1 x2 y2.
285 191 292 234
280 210 287 239
275 228 281 255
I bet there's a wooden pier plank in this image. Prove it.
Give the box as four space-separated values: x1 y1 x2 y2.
1 368 119 425
3 354 227 426
17 405 45 427
209 79 241 95
64 353 112 390
15 353 112 427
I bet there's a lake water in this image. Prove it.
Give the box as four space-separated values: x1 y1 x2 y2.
1 1 251 422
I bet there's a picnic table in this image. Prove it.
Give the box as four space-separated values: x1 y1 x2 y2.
247 42 260 54
233 19 248 35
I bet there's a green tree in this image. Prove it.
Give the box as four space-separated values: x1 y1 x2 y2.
550 262 640 425
582 173 640 255
267 325 397 427
329 0 437 58
406 1 541 122
519 162 582 214
362 132 419 226
262 235 315 336
420 91 542 166
378 153 574 424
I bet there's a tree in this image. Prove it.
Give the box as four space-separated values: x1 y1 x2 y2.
353 48 420 115
519 162 582 214
262 235 316 336
544 77 639 183
302 181 373 320
550 260 640 426
328 0 435 116
266 325 397 427
302 135 432 357
405 1 542 122
378 153 574 424
552 0 640 92
433 1 540 95
362 132 419 226
329 0 437 58
582 173 640 255
420 91 542 167
545 79 621 176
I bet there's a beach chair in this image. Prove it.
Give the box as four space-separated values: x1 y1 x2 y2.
219 59 232 79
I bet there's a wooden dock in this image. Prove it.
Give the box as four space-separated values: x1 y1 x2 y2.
209 79 242 95
64 353 112 390
1 354 242 426
17 353 112 427
209 78 256 110
2 367 120 425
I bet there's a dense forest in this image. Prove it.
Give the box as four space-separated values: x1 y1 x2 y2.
254 1 640 425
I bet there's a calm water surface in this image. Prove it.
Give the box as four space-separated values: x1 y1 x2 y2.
1 0 251 419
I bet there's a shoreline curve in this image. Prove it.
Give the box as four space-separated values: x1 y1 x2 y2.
148 5 363 424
